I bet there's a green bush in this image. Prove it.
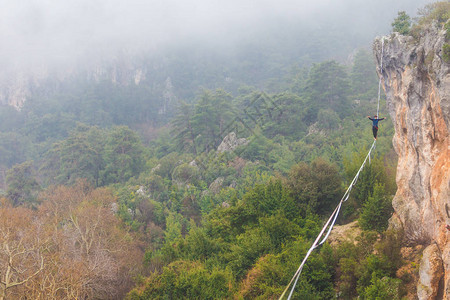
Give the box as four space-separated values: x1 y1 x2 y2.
391 11 411 35
416 2 450 26
361 275 402 300
359 183 393 232
443 43 450 63
410 2 450 39
128 261 233 300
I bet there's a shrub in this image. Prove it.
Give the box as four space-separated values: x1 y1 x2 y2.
128 261 233 300
359 183 393 232
391 11 411 35
443 43 450 63
361 275 402 300
416 2 450 27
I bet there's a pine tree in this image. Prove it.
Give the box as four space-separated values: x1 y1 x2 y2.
6 161 40 207
191 90 235 153
391 11 411 35
171 101 197 155
303 61 350 124
359 183 393 232
350 49 378 101
102 126 144 184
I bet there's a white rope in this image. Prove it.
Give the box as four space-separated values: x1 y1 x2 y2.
279 140 377 300
377 39 385 117
279 39 387 299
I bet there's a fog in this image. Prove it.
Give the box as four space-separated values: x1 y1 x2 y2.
0 0 432 73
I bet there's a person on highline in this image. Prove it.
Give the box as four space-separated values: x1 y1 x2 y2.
367 115 385 140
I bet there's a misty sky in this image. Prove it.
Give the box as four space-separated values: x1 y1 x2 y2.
0 0 432 73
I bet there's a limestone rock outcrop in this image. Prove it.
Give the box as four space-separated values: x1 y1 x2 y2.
0 56 149 110
217 132 248 153
418 243 444 299
374 23 449 299
327 220 361 246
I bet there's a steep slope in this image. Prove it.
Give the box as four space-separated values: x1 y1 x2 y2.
374 23 449 299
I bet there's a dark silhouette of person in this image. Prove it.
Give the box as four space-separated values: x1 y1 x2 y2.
367 115 385 140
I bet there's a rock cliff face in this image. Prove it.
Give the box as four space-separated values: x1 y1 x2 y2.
0 56 150 110
374 24 450 299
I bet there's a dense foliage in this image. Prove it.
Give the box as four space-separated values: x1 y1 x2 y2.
0 48 401 298
2 50 400 299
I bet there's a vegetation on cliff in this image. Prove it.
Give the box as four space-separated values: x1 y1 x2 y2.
391 0 450 61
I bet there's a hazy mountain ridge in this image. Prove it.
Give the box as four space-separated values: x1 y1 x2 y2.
0 0 429 109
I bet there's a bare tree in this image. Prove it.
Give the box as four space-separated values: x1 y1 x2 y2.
0 206 45 300
0 180 143 299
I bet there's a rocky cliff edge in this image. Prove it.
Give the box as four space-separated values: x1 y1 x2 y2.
374 22 450 299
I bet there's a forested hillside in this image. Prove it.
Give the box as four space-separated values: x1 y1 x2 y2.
0 52 398 299
1 1 445 299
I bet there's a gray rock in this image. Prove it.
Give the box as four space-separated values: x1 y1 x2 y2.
209 177 224 194
217 132 248 153
111 202 119 214
136 186 146 196
417 243 444 300
151 164 161 173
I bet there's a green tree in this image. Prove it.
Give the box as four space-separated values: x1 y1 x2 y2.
268 142 296 174
238 131 274 163
262 92 306 139
40 125 106 186
164 211 183 244
350 49 378 101
361 276 402 299
344 149 390 205
237 239 334 299
0 132 27 168
191 89 235 153
227 226 273 278
172 163 200 186
102 126 144 184
243 179 296 218
23 112 75 143
59 125 106 186
183 225 221 261
171 101 198 155
317 109 340 131
303 61 350 124
287 158 341 215
359 183 393 232
204 202 258 243
6 161 40 207
127 261 232 300
391 11 411 35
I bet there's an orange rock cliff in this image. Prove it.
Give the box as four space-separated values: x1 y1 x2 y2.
374 23 450 299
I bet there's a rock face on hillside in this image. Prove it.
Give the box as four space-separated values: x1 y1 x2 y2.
0 57 150 110
374 24 450 299
217 132 248 153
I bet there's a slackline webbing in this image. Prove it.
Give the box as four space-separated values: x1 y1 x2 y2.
279 38 386 300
